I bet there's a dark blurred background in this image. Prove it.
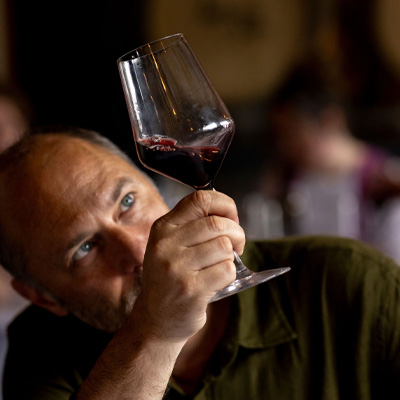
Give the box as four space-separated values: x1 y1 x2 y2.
1 1 400 386
1 0 400 204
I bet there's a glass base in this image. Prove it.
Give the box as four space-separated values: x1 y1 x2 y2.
209 266 291 303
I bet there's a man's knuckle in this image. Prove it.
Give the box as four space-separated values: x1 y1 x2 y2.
216 236 233 253
191 190 212 214
207 215 225 233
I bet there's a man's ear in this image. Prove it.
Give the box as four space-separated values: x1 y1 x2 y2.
11 278 68 317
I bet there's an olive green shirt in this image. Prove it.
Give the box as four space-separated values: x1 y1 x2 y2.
3 236 400 399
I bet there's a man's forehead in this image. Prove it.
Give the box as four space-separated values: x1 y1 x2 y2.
32 134 113 167
0 133 144 225
15 134 135 181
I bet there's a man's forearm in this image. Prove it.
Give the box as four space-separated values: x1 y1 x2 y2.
75 321 185 400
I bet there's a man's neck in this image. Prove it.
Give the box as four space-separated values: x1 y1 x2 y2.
171 297 232 394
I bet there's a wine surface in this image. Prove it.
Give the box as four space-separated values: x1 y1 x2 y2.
136 135 230 189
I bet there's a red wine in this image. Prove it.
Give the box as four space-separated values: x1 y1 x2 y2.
136 134 232 189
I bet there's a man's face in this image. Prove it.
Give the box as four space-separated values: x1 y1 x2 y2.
0 135 169 332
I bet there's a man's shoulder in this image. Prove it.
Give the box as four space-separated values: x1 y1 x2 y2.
9 303 63 329
241 236 400 334
244 235 400 281
4 305 111 398
7 305 110 356
9 305 84 345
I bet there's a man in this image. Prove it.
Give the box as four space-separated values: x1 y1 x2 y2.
0 128 399 399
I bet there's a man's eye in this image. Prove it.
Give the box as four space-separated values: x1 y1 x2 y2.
73 242 93 261
120 193 134 212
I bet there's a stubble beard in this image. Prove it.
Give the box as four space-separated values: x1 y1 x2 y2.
63 276 143 334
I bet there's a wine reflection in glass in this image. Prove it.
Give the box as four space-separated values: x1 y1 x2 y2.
118 33 290 302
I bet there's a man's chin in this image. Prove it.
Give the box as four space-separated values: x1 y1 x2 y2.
71 290 139 334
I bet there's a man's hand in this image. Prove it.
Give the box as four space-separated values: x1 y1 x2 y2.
134 190 244 342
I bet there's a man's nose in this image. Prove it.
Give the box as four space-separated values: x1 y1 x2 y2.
107 225 147 274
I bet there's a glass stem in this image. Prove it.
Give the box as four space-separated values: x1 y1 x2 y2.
233 251 249 275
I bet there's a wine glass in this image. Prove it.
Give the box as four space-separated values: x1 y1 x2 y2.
117 33 290 302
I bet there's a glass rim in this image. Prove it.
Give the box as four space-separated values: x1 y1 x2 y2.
117 33 185 62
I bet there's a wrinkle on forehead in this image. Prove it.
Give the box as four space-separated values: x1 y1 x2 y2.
2 137 104 221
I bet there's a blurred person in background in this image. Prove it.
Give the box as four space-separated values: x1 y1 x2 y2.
0 81 33 304
0 81 33 396
0 82 32 153
243 66 400 263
